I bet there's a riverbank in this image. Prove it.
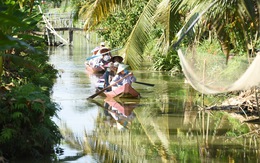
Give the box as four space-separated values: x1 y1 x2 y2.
207 88 260 124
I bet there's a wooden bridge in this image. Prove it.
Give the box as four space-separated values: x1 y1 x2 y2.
39 4 92 46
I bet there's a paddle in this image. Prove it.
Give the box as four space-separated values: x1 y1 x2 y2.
134 81 154 87
87 73 132 99
86 47 122 61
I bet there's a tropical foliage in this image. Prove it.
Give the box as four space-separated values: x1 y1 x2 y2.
0 0 62 160
177 0 259 63
73 0 259 70
95 0 147 48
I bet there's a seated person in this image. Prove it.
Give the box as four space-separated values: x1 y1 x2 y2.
110 63 136 87
100 53 112 66
98 47 112 68
102 61 120 88
86 46 100 67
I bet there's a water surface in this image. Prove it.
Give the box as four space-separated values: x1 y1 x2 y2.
48 38 259 162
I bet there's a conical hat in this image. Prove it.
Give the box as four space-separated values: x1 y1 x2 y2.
111 56 123 63
91 47 100 54
97 47 111 56
100 42 105 46
117 64 129 74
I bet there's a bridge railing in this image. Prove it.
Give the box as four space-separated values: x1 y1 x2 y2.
41 12 94 46
43 12 85 29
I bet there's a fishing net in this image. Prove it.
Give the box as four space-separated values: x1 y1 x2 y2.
178 45 260 94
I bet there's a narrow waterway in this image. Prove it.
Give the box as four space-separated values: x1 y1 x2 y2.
48 39 259 162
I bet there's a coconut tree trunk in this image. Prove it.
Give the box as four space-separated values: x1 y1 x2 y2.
219 39 230 64
0 56 2 79
216 26 230 64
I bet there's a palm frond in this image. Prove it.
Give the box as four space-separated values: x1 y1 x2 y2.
238 0 259 28
173 1 218 48
176 0 259 51
152 0 171 54
122 0 161 70
153 0 183 54
80 0 131 30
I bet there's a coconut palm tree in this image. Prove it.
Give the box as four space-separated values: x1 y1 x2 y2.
77 0 178 69
176 0 259 63
76 0 259 68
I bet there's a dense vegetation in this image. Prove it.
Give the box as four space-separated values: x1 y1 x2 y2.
0 0 258 160
74 0 259 72
0 0 62 160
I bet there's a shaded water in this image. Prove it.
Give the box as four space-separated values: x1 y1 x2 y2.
47 40 259 162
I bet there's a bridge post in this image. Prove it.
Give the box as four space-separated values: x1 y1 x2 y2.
69 29 73 45
69 13 73 45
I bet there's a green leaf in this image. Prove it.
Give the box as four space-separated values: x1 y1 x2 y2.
123 0 161 69
11 111 23 119
0 128 16 142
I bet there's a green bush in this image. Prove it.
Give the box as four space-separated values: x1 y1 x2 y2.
0 1 62 160
0 84 62 159
152 50 181 72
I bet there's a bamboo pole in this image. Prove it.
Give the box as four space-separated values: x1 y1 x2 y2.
38 5 70 45
254 86 260 121
202 59 206 108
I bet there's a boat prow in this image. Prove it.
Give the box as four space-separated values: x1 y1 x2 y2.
85 62 105 74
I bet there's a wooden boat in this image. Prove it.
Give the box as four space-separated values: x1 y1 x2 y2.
85 62 105 74
85 47 111 74
104 83 140 99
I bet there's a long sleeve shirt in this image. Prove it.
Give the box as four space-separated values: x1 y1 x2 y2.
111 71 136 86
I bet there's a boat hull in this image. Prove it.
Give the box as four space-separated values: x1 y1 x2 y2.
104 83 140 99
85 62 105 74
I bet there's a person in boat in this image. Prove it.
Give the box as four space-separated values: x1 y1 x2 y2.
87 42 107 68
99 49 112 66
101 61 120 88
99 53 112 67
110 61 120 76
86 46 100 67
95 61 118 91
102 56 123 87
110 63 136 87
96 60 122 91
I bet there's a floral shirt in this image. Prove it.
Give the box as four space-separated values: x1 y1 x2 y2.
111 70 136 86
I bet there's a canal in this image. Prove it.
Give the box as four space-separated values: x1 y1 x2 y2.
47 35 259 162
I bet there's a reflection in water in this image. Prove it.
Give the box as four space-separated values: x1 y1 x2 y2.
104 98 139 130
61 98 260 162
47 37 259 162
